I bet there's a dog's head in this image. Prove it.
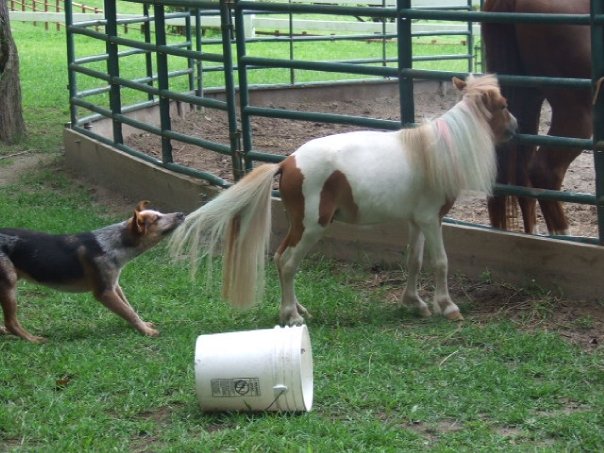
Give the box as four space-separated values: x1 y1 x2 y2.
128 201 185 248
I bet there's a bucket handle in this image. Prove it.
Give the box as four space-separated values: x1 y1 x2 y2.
263 384 288 411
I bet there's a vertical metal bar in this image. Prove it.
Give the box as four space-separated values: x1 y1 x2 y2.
591 0 604 243
185 7 194 92
194 8 203 100
104 0 123 144
221 0 244 179
235 0 253 172
397 0 414 126
64 0 77 127
466 0 473 73
289 0 295 85
154 4 173 163
143 3 154 102
381 0 387 69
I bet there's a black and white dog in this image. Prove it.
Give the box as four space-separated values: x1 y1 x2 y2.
0 201 184 343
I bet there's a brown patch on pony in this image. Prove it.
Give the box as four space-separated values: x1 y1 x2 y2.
482 90 515 144
318 170 359 226
277 156 306 251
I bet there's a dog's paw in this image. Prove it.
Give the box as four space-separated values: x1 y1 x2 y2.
296 302 310 318
143 323 160 337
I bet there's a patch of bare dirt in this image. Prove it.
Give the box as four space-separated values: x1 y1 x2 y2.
364 268 603 351
126 85 597 237
0 151 140 216
0 151 55 185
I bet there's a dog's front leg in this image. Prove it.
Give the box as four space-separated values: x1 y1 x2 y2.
94 289 159 337
116 284 156 331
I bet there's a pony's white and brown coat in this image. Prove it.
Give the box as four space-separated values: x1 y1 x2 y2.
170 74 517 325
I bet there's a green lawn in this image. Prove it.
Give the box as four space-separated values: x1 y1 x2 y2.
0 165 603 451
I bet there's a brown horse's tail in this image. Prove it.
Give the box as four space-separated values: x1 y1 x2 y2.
482 0 534 231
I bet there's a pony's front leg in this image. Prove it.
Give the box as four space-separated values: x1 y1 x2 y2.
421 220 463 321
401 221 431 317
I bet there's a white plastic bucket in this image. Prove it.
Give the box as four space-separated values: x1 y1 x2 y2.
194 325 313 412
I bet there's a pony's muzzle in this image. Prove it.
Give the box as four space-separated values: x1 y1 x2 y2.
504 113 519 141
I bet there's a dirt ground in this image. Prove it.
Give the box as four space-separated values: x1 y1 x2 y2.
127 84 597 238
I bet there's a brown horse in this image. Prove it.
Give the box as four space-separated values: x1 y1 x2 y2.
482 0 592 235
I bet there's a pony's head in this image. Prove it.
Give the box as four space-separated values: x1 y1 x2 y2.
452 74 518 144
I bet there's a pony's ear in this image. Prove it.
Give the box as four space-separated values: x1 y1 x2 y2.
452 77 466 91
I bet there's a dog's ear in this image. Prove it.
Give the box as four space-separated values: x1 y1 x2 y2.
135 200 150 212
131 209 147 235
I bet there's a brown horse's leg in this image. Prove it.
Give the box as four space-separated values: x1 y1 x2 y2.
529 91 592 235
488 143 514 231
482 9 545 234
514 88 543 234
489 87 543 233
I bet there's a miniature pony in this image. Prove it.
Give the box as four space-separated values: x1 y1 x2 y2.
170 74 517 325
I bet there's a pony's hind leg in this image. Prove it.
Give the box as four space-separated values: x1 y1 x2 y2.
274 225 325 326
419 218 463 321
401 221 431 317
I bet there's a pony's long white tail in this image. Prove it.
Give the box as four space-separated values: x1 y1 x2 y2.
169 163 280 308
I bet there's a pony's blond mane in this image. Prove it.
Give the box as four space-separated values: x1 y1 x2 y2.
402 74 498 199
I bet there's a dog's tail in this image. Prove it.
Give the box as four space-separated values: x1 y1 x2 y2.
169 163 280 309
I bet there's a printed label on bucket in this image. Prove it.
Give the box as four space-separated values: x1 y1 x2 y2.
211 378 261 398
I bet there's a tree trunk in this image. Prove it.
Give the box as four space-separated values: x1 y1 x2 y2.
0 1 26 144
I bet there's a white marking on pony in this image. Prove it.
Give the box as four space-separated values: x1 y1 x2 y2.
169 74 516 325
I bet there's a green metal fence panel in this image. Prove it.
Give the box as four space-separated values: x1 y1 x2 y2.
64 0 604 244
591 0 604 243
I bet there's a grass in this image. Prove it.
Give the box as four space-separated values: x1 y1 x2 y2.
0 168 603 451
2 19 603 453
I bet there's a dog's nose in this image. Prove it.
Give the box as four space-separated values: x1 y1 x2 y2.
177 212 186 221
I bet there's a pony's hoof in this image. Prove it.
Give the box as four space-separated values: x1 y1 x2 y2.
418 307 432 318
446 310 464 321
281 315 305 326
402 302 431 318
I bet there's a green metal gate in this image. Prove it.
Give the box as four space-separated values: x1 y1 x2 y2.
64 0 604 244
